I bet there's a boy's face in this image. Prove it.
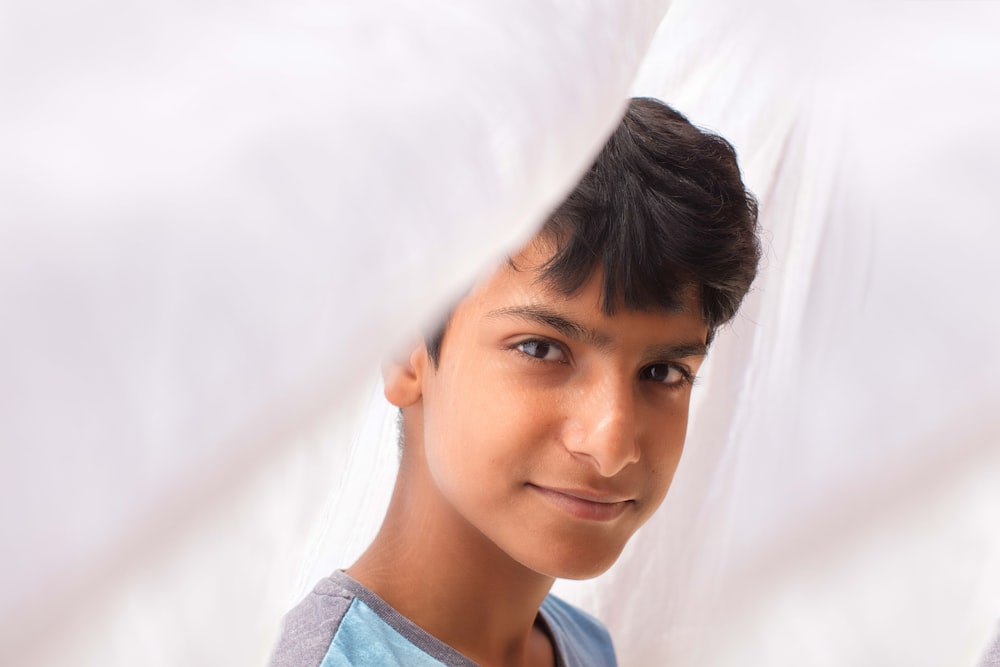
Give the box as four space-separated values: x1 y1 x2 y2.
388 239 709 579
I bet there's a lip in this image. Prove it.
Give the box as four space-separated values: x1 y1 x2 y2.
527 484 633 522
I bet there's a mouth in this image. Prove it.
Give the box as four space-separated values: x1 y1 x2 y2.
526 483 633 522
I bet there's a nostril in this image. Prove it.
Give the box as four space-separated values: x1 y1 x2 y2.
559 409 640 477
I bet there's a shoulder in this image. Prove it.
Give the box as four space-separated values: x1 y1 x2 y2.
980 628 1000 667
268 574 356 667
268 571 477 667
540 594 617 667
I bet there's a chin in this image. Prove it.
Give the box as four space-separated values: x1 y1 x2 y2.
554 564 615 581
526 541 626 581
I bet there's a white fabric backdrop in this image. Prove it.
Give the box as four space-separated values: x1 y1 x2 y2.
3 1 1000 666
0 1 668 664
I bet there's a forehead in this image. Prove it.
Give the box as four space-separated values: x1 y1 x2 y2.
459 238 705 329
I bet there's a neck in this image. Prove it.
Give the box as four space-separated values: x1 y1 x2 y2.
348 454 556 667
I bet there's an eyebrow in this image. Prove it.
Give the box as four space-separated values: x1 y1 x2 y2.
486 304 611 347
484 304 708 358
645 341 709 360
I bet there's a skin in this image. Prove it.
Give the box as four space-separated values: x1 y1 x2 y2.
349 239 709 667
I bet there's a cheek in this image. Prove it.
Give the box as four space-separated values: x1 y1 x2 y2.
422 373 549 500
639 402 691 504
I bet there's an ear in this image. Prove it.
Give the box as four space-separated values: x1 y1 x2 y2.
382 340 428 408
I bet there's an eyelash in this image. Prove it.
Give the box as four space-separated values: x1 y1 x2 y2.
509 338 569 364
639 363 696 389
509 338 697 388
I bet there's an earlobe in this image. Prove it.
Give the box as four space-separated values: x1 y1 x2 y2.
382 342 427 408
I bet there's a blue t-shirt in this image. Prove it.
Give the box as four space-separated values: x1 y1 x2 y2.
269 570 617 667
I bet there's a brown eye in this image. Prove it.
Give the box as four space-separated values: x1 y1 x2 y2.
640 363 688 385
515 339 566 362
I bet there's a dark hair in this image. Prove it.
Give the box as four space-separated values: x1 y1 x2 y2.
427 97 760 363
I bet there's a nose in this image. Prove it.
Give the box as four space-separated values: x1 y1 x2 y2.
561 375 640 477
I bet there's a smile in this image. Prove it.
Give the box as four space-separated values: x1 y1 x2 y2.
527 484 633 522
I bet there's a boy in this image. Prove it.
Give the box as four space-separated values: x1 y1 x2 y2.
269 97 760 667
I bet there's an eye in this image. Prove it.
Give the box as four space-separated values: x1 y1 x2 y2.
639 363 692 387
514 339 567 363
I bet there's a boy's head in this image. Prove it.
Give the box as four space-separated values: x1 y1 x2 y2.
383 97 760 580
426 97 760 363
